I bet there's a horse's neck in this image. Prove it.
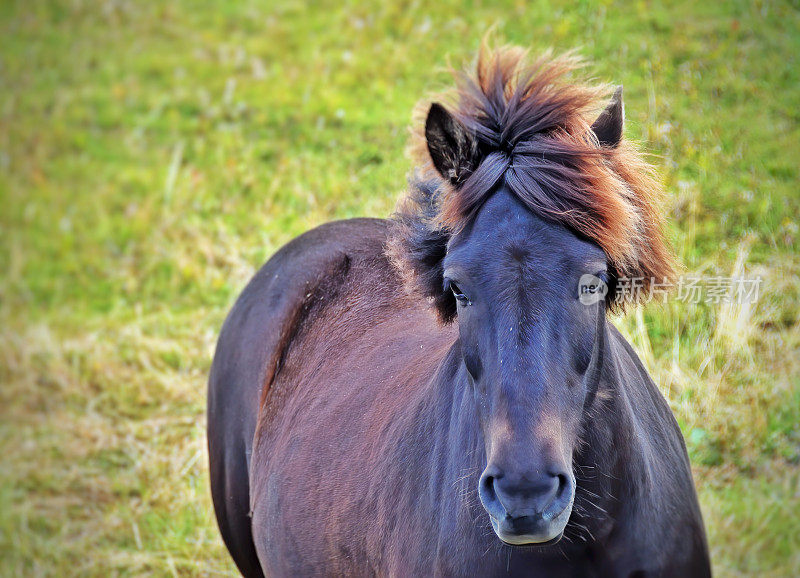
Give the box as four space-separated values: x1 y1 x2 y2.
577 331 657 520
423 347 486 496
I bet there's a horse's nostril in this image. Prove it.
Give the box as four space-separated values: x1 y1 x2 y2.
487 471 572 520
556 474 569 499
479 466 575 525
478 471 505 517
480 474 498 504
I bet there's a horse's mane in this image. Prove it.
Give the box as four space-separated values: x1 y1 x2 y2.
389 42 676 320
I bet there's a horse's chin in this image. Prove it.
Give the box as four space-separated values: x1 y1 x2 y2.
498 531 564 547
489 510 570 547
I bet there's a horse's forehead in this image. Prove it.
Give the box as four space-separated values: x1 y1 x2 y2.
454 189 588 259
471 188 544 234
445 190 606 286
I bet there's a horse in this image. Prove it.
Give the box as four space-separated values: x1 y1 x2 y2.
207 45 711 577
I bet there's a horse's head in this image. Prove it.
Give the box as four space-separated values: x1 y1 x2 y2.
390 47 674 546
441 186 606 545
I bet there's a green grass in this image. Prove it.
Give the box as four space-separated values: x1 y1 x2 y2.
1 0 798 575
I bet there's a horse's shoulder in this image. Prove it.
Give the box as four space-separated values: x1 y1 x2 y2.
237 216 391 382
207 218 390 578
251 217 390 291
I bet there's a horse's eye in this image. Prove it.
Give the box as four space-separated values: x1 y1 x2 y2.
450 282 470 305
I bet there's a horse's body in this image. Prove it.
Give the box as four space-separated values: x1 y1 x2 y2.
210 217 708 577
208 45 710 577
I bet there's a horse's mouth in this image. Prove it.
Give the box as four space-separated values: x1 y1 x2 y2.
499 531 564 548
489 509 570 547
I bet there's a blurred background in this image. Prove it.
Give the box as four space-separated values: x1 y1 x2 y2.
1 0 798 575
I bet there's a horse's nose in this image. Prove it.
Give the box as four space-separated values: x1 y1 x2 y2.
479 467 572 521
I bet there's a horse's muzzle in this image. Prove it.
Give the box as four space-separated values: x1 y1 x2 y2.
478 467 575 545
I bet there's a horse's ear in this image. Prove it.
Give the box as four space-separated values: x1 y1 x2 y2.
425 103 479 186
591 86 624 147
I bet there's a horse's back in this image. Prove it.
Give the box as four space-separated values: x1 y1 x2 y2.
207 217 390 578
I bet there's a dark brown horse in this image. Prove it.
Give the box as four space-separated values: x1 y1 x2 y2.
208 45 711 577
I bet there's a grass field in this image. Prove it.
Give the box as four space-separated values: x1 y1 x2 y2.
1 0 799 575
